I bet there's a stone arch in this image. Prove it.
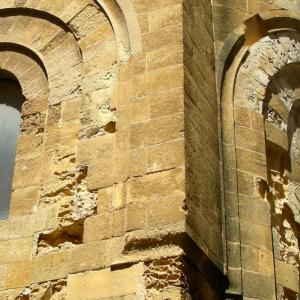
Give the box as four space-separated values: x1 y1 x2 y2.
220 15 300 298
0 3 120 220
0 0 141 61
0 43 48 99
96 0 142 60
217 10 300 94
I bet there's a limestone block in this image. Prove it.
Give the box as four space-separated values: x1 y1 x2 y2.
145 113 184 146
5 260 32 289
0 264 6 291
114 151 130 183
149 4 182 31
126 203 146 232
138 13 149 34
61 119 81 146
10 185 39 216
60 0 90 23
149 88 183 118
69 4 107 38
49 64 82 104
112 82 132 107
33 206 59 233
3 215 35 240
237 171 255 196
13 157 42 189
83 213 112 242
247 0 279 13
142 25 182 52
111 209 126 237
147 139 184 173
0 288 22 300
61 98 81 122
44 124 61 151
83 42 117 76
234 106 251 128
130 121 146 149
136 65 183 97
265 121 288 151
0 238 32 265
22 96 48 116
259 249 274 277
104 235 126 267
149 45 182 73
112 183 127 209
97 186 113 213
66 263 145 300
32 251 70 283
243 271 276 300
127 168 185 204
129 148 147 177
236 147 267 180
16 134 43 162
240 221 273 251
116 105 129 130
47 104 61 126
147 195 185 226
83 67 117 93
239 195 271 226
213 5 250 42
275 259 299 293
87 158 115 191
114 129 130 153
79 22 114 50
118 53 146 80
77 134 114 166
69 240 106 273
20 112 46 135
130 96 150 123
235 126 265 154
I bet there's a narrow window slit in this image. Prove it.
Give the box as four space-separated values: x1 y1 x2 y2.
0 75 25 220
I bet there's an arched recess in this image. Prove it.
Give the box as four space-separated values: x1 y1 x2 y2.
220 12 300 298
0 0 142 62
0 3 121 220
96 0 142 59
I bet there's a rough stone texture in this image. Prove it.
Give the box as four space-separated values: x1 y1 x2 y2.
0 0 299 299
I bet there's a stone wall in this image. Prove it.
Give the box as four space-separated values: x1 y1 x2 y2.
184 0 223 274
218 1 300 298
0 0 225 299
0 0 299 299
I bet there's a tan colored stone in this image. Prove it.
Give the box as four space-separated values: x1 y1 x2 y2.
126 203 146 232
5 260 32 289
136 65 183 97
0 238 32 265
149 88 183 118
10 185 39 216
32 251 70 283
147 139 184 173
83 213 112 242
127 168 184 204
149 4 182 31
69 241 106 273
66 264 144 300
77 134 114 166
275 259 299 293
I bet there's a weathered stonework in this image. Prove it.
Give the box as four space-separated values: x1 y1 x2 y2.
0 0 299 299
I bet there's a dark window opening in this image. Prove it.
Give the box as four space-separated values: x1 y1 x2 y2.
0 76 25 220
